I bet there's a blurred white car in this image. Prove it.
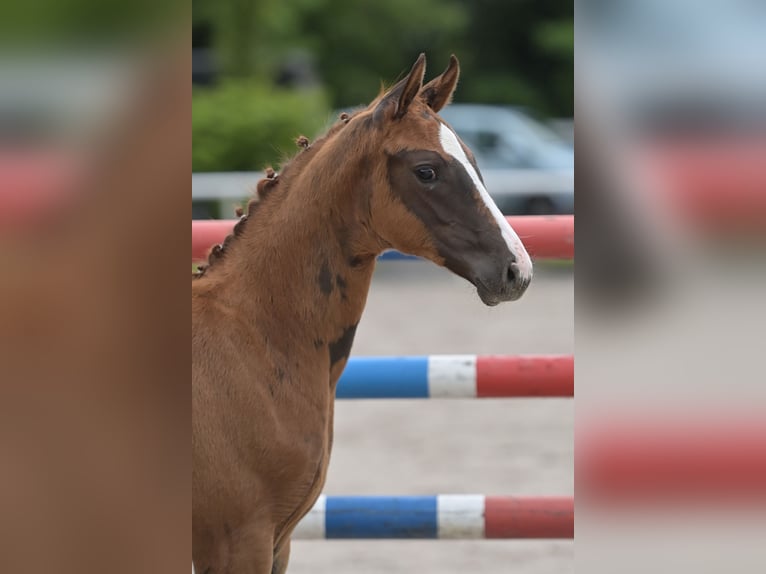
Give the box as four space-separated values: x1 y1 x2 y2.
438 104 574 215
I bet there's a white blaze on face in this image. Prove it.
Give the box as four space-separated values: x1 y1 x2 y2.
438 123 533 280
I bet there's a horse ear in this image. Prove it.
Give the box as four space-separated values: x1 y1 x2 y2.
420 54 460 113
374 53 426 122
396 53 426 118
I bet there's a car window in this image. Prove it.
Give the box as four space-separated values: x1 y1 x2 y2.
459 130 529 169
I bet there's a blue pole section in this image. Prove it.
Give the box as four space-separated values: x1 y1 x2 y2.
378 251 419 261
336 356 429 399
325 496 438 539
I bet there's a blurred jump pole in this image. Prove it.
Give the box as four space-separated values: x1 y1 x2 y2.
191 215 575 262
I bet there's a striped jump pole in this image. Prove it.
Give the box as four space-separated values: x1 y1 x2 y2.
293 495 574 540
191 215 574 262
337 355 573 399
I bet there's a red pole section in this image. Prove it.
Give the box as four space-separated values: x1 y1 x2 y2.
191 215 575 262
476 355 573 398
509 215 574 260
578 418 766 504
638 137 766 231
485 496 574 539
0 150 83 229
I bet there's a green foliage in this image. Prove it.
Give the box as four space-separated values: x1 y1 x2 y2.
535 20 575 57
460 74 542 109
296 0 467 107
532 19 574 116
193 0 320 79
192 0 573 170
192 81 330 172
194 0 466 92
460 0 573 116
1 0 182 46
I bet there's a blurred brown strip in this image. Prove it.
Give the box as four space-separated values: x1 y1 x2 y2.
0 40 190 574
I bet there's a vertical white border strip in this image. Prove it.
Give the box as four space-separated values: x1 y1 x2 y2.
292 494 326 539
428 355 477 398
437 494 485 539
438 123 533 279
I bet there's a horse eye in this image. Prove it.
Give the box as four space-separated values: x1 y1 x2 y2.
415 167 436 182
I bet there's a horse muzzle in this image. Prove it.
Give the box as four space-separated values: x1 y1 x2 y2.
474 260 532 306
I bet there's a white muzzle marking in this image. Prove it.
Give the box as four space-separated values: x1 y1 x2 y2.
438 123 533 280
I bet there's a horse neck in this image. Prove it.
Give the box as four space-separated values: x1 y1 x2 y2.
208 156 382 373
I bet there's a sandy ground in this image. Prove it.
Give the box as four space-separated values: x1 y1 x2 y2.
288 260 574 573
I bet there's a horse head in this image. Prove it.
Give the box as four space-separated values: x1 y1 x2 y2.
342 54 532 305
347 54 533 304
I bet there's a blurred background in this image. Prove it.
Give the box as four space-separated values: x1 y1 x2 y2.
577 1 766 573
191 0 574 218
0 3 191 574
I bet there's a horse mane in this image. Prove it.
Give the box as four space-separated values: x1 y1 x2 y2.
193 112 359 279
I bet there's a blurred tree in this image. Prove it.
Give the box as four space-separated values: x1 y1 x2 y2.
1 0 180 45
193 0 571 115
457 0 573 116
192 0 573 171
193 0 309 79
192 81 329 171
193 0 466 100
295 0 466 107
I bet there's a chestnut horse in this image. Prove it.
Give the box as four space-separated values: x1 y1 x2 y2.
192 54 533 573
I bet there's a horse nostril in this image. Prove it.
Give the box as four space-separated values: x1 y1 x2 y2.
507 263 518 285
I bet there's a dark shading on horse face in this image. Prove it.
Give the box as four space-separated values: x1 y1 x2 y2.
385 132 531 303
366 55 533 305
